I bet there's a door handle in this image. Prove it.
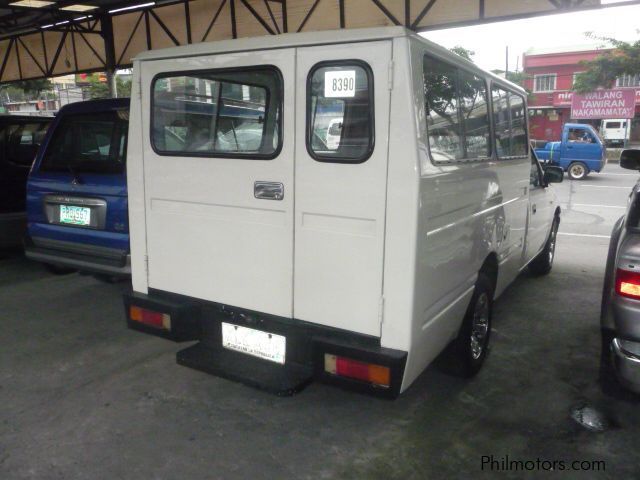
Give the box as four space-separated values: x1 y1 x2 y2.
254 181 284 200
532 204 537 214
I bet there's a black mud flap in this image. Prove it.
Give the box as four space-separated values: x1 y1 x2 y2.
177 343 314 396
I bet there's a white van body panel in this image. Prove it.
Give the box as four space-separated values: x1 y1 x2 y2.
129 27 559 395
294 42 392 337
129 65 149 294
141 49 297 318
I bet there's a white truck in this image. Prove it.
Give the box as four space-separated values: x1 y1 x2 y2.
124 27 563 397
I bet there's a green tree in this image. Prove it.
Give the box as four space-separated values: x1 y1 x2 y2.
87 75 132 99
573 33 640 93
0 78 53 102
450 46 475 62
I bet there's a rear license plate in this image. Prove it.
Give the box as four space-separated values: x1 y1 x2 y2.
222 322 286 364
59 205 91 226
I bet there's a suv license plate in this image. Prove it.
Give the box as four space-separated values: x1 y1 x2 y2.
222 322 286 364
60 205 91 226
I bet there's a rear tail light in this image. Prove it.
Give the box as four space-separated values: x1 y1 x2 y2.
129 305 171 330
324 354 390 388
615 268 640 299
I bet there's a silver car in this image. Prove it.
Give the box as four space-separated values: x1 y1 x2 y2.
601 149 640 395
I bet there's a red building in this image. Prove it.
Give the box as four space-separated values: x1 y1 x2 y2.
523 46 640 142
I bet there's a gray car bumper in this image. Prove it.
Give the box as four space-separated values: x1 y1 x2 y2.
612 337 640 394
25 236 131 276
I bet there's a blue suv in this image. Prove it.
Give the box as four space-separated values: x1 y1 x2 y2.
25 98 130 276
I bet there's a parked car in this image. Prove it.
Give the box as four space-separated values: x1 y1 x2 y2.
123 27 563 397
0 115 51 248
325 118 343 150
601 148 640 395
534 123 606 180
601 119 630 147
24 98 130 276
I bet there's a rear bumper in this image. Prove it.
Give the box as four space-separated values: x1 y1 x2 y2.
0 212 27 248
124 289 408 398
611 337 640 394
25 235 130 275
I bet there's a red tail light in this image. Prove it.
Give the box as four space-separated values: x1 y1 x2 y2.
615 268 640 300
129 306 171 330
324 354 390 388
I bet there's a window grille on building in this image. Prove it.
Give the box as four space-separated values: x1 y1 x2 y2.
534 74 556 92
616 74 640 88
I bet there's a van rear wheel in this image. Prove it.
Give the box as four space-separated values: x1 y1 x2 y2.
568 162 588 180
441 274 493 378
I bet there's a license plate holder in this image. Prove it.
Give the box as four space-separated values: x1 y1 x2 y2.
221 322 286 364
59 205 91 226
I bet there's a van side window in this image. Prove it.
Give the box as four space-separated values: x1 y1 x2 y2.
307 62 374 163
41 111 128 174
423 55 490 162
491 87 528 158
152 67 282 159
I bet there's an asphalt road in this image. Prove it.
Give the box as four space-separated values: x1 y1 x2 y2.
1 163 639 479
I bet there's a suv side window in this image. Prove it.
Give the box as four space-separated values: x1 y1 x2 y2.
6 122 49 167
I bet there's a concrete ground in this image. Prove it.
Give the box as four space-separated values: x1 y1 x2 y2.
1 163 640 479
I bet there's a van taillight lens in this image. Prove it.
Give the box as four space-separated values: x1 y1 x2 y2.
129 306 171 330
616 269 640 299
324 354 390 388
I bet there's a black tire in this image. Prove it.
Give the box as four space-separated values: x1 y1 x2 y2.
44 263 77 275
442 274 493 378
529 216 559 276
567 162 589 180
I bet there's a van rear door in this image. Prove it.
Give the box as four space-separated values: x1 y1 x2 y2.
142 50 295 318
294 42 392 337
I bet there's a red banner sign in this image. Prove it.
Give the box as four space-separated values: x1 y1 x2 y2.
571 89 636 119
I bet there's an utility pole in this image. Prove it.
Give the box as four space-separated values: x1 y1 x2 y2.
101 14 118 98
505 46 509 77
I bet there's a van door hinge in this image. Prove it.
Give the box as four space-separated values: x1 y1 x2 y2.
378 296 385 325
137 78 142 100
144 254 149 278
387 61 394 90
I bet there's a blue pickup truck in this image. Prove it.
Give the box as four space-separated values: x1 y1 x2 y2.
534 123 606 180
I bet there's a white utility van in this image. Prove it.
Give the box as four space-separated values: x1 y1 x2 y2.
601 119 630 147
125 27 562 397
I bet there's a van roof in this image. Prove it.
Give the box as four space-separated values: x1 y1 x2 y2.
134 26 409 62
133 26 525 95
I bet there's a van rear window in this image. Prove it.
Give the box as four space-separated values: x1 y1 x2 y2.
40 111 128 174
151 67 282 159
607 122 621 129
307 62 374 163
